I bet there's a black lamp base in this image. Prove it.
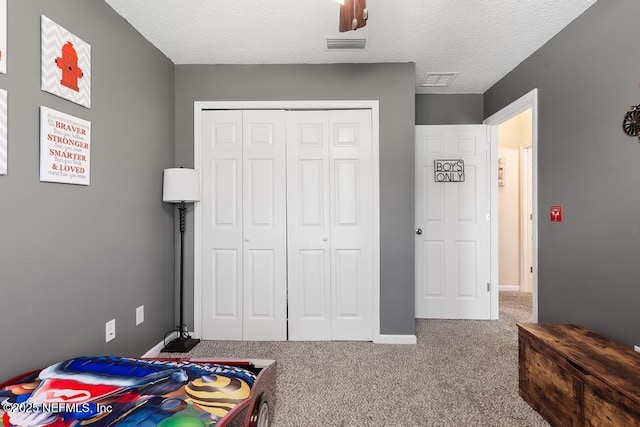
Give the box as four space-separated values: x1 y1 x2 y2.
161 337 200 353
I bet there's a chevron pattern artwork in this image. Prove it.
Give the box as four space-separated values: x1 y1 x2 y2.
41 15 91 108
0 0 6 74
0 89 6 175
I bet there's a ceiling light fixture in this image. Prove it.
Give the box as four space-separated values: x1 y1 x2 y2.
338 0 368 32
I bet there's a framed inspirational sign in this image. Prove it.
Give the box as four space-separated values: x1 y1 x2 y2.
39 106 91 185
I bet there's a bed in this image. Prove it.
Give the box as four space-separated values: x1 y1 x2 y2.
0 356 276 427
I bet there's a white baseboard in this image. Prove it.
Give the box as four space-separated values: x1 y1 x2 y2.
376 334 417 345
499 285 521 292
142 332 178 358
148 333 417 351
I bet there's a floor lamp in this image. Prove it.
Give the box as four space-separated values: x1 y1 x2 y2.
162 167 201 352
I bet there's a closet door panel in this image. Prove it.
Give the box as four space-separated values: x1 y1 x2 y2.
334 249 361 317
287 111 332 341
329 110 373 341
211 249 239 317
299 249 328 317
242 110 287 340
201 110 244 340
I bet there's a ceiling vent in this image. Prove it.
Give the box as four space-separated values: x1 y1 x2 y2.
325 37 369 51
419 72 459 87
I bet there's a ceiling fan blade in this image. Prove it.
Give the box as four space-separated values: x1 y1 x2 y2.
339 0 368 33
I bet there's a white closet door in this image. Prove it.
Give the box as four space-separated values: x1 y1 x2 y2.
200 110 287 340
329 110 373 341
201 110 244 340
242 110 287 340
287 110 373 341
287 111 332 340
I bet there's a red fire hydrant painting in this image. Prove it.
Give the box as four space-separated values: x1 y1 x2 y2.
55 41 83 92
41 16 91 108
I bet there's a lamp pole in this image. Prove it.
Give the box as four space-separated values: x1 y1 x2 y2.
178 200 186 338
162 168 200 353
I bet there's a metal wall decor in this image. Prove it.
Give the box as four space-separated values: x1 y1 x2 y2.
434 159 465 183
623 104 640 140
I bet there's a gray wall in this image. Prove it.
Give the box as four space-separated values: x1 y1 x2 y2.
485 0 640 347
0 1 175 381
416 94 483 125
175 63 416 335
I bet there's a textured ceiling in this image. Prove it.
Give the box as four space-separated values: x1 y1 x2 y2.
104 0 597 94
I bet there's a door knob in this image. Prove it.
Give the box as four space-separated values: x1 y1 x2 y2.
244 237 250 242
416 228 422 235
323 237 328 241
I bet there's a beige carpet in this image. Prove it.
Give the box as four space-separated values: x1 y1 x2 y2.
161 292 548 426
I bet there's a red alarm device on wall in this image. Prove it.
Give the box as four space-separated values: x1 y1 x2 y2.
550 205 563 222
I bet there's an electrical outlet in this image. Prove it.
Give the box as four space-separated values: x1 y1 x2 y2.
634 345 640 353
136 306 144 325
105 319 116 342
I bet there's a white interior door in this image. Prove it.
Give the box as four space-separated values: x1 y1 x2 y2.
415 125 491 319
201 110 244 339
242 110 287 340
286 111 332 340
329 110 373 341
200 110 287 340
288 110 373 340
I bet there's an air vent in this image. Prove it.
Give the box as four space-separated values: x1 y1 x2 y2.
419 72 459 87
325 37 369 51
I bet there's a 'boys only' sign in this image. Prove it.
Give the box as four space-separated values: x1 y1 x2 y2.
434 159 465 183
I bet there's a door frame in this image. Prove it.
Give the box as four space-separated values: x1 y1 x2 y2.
192 100 381 341
484 88 539 321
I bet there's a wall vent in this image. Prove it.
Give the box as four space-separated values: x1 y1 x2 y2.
325 37 369 51
419 72 459 87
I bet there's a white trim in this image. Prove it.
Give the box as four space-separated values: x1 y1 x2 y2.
377 334 417 345
194 100 380 111
519 145 527 292
499 285 521 292
519 145 533 294
193 100 381 342
141 332 178 358
488 125 499 320
371 105 381 343
484 88 539 322
193 103 203 338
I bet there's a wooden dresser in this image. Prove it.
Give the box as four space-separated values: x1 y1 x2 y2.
517 323 640 426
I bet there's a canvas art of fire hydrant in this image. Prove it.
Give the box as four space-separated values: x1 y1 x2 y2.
55 41 83 92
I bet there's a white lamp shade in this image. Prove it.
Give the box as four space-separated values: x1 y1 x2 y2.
163 168 200 203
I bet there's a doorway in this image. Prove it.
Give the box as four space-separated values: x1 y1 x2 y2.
496 110 532 293
484 89 539 321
